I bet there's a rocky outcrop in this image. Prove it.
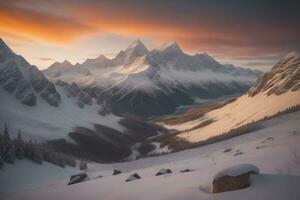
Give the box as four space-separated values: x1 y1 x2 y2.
248 52 300 97
55 80 93 108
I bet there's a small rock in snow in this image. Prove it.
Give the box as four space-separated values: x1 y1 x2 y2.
223 148 232 153
68 173 89 185
180 169 193 173
113 168 122 175
125 173 141 182
156 168 172 176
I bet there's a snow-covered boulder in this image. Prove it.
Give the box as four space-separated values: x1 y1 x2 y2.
125 173 141 182
68 173 89 185
155 168 172 176
213 164 259 193
113 168 122 175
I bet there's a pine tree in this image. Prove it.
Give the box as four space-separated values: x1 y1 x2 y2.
14 130 25 160
31 144 43 165
2 124 15 164
0 132 4 158
80 160 87 170
64 156 76 168
0 155 3 169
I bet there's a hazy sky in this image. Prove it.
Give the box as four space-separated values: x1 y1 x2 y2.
0 0 299 70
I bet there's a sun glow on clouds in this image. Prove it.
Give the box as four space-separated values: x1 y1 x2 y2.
0 0 299 69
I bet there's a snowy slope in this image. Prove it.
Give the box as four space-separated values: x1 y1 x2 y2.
164 52 300 143
0 85 123 140
4 111 300 200
0 160 79 198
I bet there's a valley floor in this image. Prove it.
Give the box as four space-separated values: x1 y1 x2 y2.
2 111 300 200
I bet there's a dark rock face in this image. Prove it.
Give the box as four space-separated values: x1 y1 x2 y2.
40 83 61 107
156 168 172 176
213 171 258 193
57 81 93 108
68 173 89 185
113 169 122 175
0 39 61 107
126 173 141 182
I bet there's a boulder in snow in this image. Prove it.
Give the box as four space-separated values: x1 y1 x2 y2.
180 169 193 173
156 168 172 176
125 173 141 182
213 164 259 193
113 168 122 175
68 173 89 185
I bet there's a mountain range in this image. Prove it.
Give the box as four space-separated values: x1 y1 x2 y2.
0 39 166 162
2 37 296 161
44 40 262 116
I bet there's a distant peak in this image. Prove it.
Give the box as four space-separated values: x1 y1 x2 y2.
158 41 183 53
127 39 147 51
95 54 108 60
196 52 215 60
62 60 72 65
48 59 73 69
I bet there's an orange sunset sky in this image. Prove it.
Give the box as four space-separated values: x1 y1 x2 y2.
0 0 299 70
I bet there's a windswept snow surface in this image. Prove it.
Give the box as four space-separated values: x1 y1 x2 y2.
0 160 79 199
171 91 300 142
3 111 300 200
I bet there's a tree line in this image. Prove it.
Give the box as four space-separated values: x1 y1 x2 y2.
0 123 87 170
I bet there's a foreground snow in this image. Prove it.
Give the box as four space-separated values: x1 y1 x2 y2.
3 111 300 200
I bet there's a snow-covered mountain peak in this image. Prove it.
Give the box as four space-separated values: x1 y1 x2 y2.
128 39 146 49
0 39 61 107
157 41 183 54
125 39 148 55
95 54 109 60
0 38 16 60
62 60 72 65
80 54 111 70
0 38 11 51
113 39 149 66
48 60 74 70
